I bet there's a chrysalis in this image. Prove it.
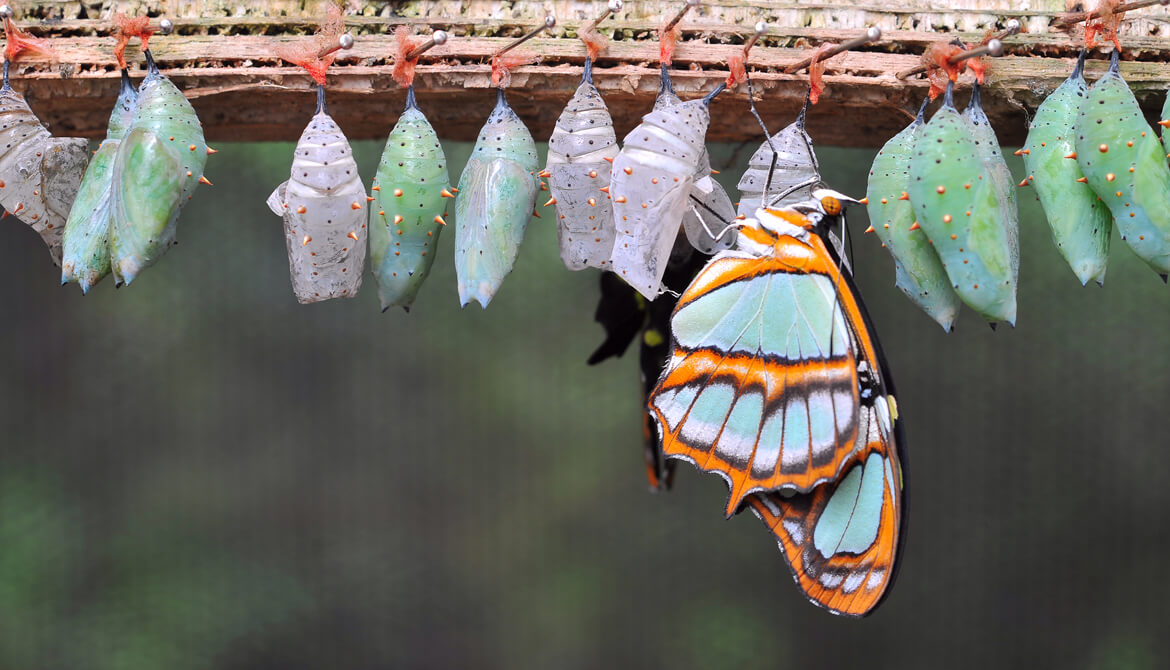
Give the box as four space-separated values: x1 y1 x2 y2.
454 88 541 308
545 58 619 271
737 102 820 217
266 87 366 303
866 98 961 331
109 51 208 285
61 69 138 293
653 67 737 255
1075 49 1170 278
608 77 725 299
0 50 89 266
1021 51 1111 285
368 86 450 311
962 83 1020 300
909 81 1017 325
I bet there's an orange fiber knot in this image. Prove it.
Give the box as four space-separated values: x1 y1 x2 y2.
1085 0 1125 52
725 51 747 89
491 52 535 88
272 3 344 86
658 21 681 67
924 41 966 100
580 21 609 63
807 43 835 105
112 14 153 69
3 16 56 64
391 25 427 88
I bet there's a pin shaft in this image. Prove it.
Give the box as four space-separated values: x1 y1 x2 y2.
405 30 448 60
1053 0 1169 28
894 21 1016 80
662 0 699 34
783 27 880 74
495 16 555 57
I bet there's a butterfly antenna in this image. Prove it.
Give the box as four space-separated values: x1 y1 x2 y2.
746 71 781 211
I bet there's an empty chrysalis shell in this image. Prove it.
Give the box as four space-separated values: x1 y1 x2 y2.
962 83 1020 296
1075 49 1170 277
909 82 1017 325
110 55 208 286
266 96 366 303
609 74 717 299
652 68 737 255
454 89 541 308
369 87 451 312
0 67 89 266
62 69 140 293
736 107 821 217
545 61 620 271
1022 51 1111 286
865 99 961 331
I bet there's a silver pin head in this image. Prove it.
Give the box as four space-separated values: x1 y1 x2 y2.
0 5 13 19
754 21 768 35
158 18 174 35
686 0 701 6
987 38 1003 57
338 33 354 50
608 0 623 11
432 30 448 46
866 26 881 42
544 15 557 29
1006 19 1021 33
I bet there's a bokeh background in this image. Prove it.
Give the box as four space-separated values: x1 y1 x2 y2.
0 113 1167 669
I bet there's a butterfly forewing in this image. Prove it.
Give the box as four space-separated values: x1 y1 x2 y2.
651 227 885 516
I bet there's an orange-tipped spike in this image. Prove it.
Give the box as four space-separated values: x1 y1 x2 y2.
544 196 557 207
351 201 362 210
539 169 551 178
858 197 869 205
603 156 614 164
540 182 548 191
614 196 627 204
440 189 455 198
433 215 447 226
347 231 359 241
864 225 875 234
898 192 910 201
908 222 921 231
1159 120 1170 128
393 214 403 224
302 235 312 246
599 186 610 194
366 196 376 202
372 185 381 191
532 209 540 218
710 169 720 175
206 147 219 155
1064 152 1077 159
199 176 213 186
735 214 747 220
1076 177 1089 183
1018 178 1030 187
450 187 459 193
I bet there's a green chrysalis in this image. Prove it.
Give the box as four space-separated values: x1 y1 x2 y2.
909 81 1017 325
110 51 208 286
369 87 451 312
61 69 139 293
866 98 961 332
963 83 1020 299
454 89 540 308
1022 51 1111 286
1075 49 1170 278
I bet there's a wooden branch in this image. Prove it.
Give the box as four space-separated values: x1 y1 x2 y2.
8 1 1170 147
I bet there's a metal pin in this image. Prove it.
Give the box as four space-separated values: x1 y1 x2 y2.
784 25 881 74
1053 0 1169 28
405 29 449 60
743 21 767 56
0 6 12 20
495 14 556 57
155 18 174 35
662 0 701 34
585 0 623 34
895 35 1006 80
317 32 354 59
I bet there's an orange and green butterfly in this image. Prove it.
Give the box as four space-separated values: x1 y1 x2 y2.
647 191 906 617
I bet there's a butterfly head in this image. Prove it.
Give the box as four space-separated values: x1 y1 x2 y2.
760 189 860 237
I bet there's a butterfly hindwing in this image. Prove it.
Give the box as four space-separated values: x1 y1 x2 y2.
651 227 887 516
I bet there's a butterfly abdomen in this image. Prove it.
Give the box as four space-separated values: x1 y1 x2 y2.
369 102 450 312
1074 50 1170 276
267 111 366 304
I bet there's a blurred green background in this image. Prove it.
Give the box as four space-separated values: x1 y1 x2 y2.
0 116 1167 669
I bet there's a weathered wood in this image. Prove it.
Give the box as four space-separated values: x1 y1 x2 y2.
8 1 1170 146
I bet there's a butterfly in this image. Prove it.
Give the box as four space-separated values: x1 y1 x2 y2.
647 191 906 616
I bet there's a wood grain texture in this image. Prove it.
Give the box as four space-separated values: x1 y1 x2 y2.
9 1 1170 146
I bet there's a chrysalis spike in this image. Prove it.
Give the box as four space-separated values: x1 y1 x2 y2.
796 94 811 129
943 79 956 110
1 59 9 92
658 62 676 97
119 66 133 93
316 83 326 115
1072 48 1088 79
915 95 930 123
1108 47 1121 73
582 56 593 85
404 84 418 111
143 49 159 75
701 81 726 106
